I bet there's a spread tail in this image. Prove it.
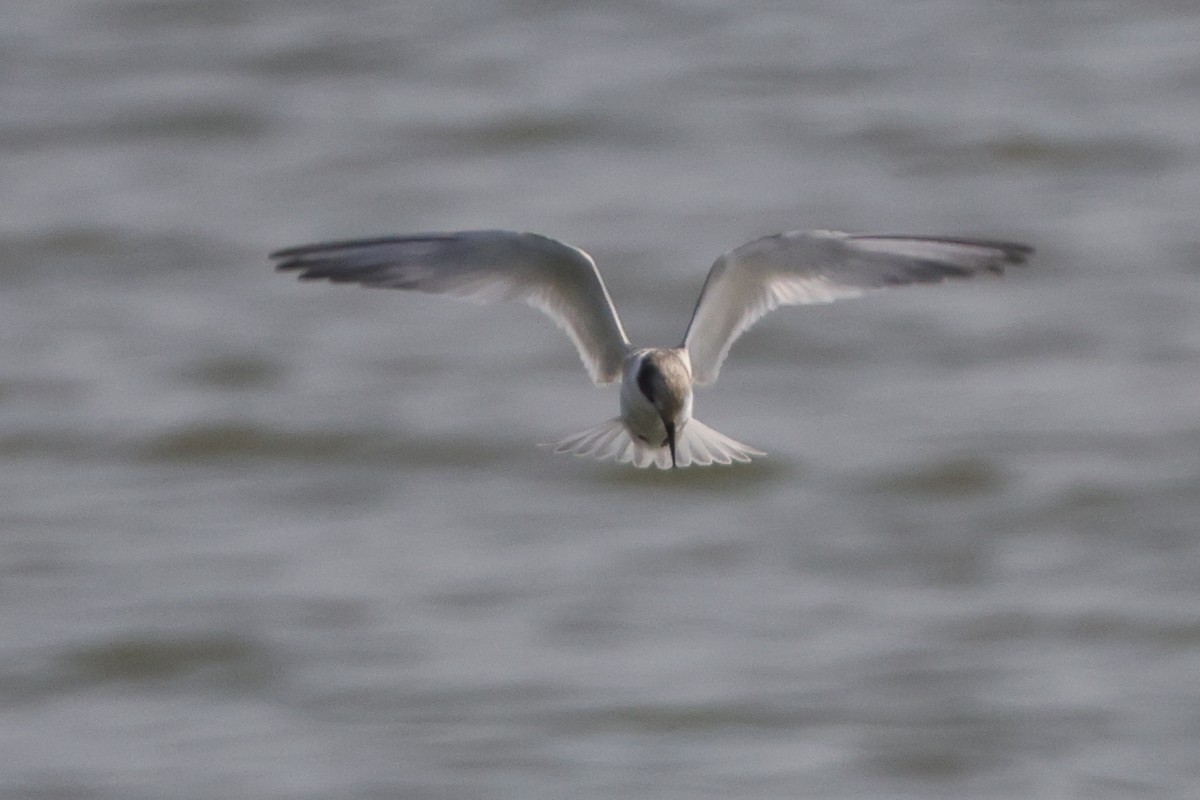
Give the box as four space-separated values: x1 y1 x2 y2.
551 418 764 469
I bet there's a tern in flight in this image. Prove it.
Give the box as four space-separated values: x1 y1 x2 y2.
272 229 1031 469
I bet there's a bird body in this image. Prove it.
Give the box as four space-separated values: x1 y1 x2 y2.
272 228 1031 468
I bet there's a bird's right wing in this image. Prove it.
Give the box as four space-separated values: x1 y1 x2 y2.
272 230 631 384
683 230 1032 384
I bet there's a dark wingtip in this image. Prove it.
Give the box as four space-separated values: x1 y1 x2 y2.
270 257 326 278
995 241 1035 264
853 234 1035 266
270 258 303 273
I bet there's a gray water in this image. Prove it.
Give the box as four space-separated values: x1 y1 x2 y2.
3 1 1200 798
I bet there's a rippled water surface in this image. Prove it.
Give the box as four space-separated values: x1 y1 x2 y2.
3 1 1200 798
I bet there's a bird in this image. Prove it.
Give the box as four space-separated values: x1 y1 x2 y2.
272 228 1031 469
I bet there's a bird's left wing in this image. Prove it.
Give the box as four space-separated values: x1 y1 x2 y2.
682 230 1032 384
272 230 631 384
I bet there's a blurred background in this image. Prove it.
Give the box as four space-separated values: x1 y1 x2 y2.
2 1 1199 798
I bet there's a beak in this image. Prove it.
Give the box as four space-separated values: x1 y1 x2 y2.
664 420 677 468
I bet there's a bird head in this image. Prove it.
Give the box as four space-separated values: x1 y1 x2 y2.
635 350 693 467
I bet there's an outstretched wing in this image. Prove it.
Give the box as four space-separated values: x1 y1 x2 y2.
682 230 1032 384
272 230 631 384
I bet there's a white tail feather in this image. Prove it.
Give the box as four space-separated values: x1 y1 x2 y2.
551 418 764 469
677 418 765 465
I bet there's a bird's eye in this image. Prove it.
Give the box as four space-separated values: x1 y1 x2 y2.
637 435 649 443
